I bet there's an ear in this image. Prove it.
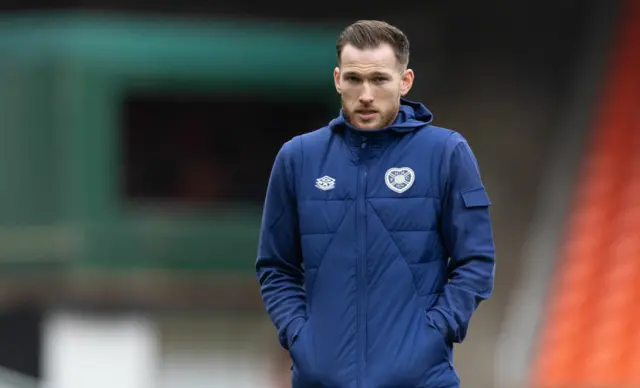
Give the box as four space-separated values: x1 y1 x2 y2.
400 68 414 96
333 67 341 94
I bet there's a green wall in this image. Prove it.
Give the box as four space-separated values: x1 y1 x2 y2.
0 12 339 273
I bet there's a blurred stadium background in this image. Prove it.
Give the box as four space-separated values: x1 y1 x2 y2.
0 0 637 387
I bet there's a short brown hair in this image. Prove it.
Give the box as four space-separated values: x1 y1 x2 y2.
336 20 410 68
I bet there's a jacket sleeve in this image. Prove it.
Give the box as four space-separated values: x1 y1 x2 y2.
256 139 307 351
426 135 496 344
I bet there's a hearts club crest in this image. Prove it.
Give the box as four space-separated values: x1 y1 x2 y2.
385 167 415 194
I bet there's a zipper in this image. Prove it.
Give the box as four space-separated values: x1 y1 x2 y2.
357 137 368 387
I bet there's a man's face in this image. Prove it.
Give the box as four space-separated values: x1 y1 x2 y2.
334 43 414 130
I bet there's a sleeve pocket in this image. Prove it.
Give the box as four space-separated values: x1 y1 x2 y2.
460 187 491 208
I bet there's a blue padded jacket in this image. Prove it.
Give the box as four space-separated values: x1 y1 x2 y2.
256 99 495 388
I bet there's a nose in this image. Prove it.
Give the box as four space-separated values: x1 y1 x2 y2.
359 84 374 104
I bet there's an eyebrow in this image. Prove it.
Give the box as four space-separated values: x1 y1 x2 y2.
343 71 392 78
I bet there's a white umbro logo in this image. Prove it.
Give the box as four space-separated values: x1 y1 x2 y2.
315 176 335 191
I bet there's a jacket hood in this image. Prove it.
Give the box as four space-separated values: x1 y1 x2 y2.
329 98 433 133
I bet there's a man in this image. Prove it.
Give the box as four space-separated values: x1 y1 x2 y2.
256 20 495 388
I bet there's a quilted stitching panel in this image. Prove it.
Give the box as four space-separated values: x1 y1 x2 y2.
298 199 354 235
366 200 447 295
298 199 355 269
367 197 440 231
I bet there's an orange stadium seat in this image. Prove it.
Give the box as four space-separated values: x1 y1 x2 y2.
530 0 640 387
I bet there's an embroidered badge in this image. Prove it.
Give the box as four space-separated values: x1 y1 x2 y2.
385 167 415 193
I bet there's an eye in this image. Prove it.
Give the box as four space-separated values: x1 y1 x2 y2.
372 76 388 84
346 75 361 83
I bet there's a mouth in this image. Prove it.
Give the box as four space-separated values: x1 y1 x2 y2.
355 110 378 120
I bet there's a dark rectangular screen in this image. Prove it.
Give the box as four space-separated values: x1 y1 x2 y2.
121 92 334 206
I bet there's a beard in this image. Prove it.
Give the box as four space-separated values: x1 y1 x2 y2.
341 98 399 130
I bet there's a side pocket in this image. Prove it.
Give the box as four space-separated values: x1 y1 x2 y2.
424 310 449 345
289 319 307 357
417 306 452 381
421 294 449 346
289 320 311 375
422 309 457 384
